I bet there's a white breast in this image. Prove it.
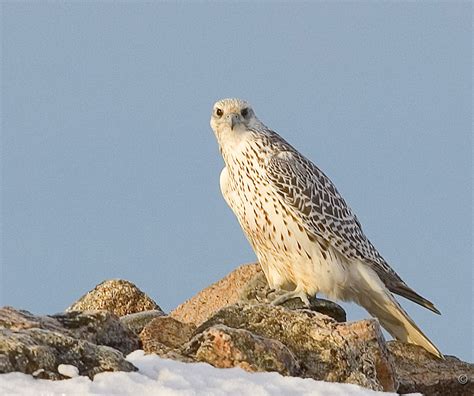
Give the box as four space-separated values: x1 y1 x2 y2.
219 166 233 208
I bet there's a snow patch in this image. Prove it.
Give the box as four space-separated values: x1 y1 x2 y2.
57 364 80 378
0 349 412 395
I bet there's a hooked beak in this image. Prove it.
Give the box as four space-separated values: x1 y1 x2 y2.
226 113 241 130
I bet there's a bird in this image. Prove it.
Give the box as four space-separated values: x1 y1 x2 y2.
210 97 443 358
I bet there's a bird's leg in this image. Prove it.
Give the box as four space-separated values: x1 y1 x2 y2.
271 289 310 307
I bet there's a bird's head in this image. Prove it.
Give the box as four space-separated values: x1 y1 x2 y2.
210 98 260 140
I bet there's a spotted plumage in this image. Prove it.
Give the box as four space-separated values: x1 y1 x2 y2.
210 98 443 358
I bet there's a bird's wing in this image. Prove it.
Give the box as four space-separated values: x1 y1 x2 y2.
264 146 440 314
265 148 381 264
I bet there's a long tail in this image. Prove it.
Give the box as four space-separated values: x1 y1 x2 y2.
389 282 441 315
355 265 444 359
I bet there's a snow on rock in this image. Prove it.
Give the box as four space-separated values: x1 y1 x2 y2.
0 350 404 396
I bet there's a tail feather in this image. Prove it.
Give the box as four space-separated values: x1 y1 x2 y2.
389 283 441 315
363 290 444 359
355 263 444 359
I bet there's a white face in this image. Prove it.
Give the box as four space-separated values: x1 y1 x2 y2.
210 98 257 136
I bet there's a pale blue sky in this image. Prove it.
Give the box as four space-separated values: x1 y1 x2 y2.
1 2 472 361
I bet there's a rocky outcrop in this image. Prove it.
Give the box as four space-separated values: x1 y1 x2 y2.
388 341 474 395
51 310 139 355
143 303 389 390
189 303 396 392
0 328 136 380
0 307 138 379
0 307 139 355
1 267 472 395
67 279 163 317
184 324 300 376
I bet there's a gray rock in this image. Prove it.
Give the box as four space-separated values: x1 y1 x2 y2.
0 307 139 355
51 310 139 355
67 279 163 317
184 324 300 376
195 303 396 392
120 310 165 336
0 328 136 380
388 341 474 396
0 306 140 380
0 306 65 332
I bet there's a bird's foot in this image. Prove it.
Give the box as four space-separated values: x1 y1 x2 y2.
265 288 276 299
271 289 310 307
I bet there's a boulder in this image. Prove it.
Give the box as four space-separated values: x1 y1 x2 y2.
388 341 474 395
194 303 396 392
139 316 196 356
0 306 65 333
170 263 261 325
120 310 165 336
0 328 136 380
0 306 140 380
51 310 139 355
67 279 163 317
184 324 300 376
0 307 139 355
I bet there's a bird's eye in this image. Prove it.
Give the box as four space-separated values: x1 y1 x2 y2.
241 108 249 117
216 108 223 117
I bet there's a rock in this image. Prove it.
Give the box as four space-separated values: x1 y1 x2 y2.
184 324 300 376
120 310 165 336
0 307 139 355
240 270 346 322
170 263 347 325
170 263 261 325
139 316 196 356
5 271 471 394
195 303 396 392
0 306 140 379
337 319 396 392
51 310 139 355
0 306 65 333
67 279 163 317
388 341 474 395
0 328 137 380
